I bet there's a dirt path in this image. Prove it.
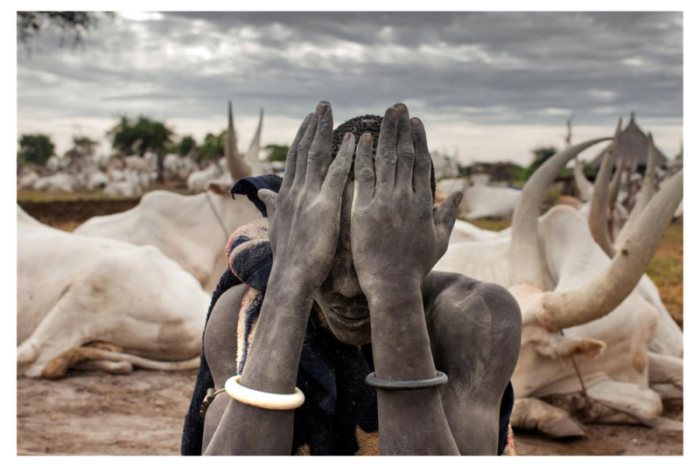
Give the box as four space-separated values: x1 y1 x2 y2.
17 371 682 456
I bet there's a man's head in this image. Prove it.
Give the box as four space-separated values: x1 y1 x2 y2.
313 116 436 346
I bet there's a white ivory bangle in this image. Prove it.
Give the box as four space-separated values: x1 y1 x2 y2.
225 375 305 411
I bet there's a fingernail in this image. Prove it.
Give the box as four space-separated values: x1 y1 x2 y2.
319 104 328 115
395 103 407 113
364 133 372 144
411 118 421 127
455 192 464 205
390 108 399 120
343 132 351 142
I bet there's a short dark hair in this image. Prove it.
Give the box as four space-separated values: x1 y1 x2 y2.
331 115 436 199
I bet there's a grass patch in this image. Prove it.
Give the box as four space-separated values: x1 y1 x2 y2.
16 189 132 202
17 184 189 203
646 223 683 327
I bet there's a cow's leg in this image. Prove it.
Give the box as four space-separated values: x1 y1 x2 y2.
17 296 96 378
584 380 681 430
648 352 683 399
510 397 586 438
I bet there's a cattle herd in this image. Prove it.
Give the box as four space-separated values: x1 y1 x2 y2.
16 107 684 446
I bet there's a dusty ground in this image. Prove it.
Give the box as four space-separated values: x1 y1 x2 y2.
17 197 684 456
17 370 683 456
17 370 197 456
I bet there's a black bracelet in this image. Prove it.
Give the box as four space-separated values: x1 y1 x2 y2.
365 371 448 391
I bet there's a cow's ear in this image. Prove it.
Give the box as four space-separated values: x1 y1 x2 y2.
534 335 606 359
207 181 228 195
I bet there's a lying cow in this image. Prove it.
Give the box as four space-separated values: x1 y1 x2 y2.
18 207 210 378
435 137 683 437
75 184 261 291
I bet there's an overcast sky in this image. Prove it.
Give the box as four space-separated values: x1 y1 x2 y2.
17 11 683 165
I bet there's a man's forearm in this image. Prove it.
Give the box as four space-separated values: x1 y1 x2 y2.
369 285 460 455
205 265 315 455
240 266 316 393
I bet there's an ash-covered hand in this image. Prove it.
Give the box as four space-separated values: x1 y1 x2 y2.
258 102 355 293
350 104 463 301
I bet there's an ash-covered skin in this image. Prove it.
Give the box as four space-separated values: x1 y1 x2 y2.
315 115 437 346
206 101 522 455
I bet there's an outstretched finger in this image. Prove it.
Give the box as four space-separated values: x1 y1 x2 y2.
305 102 334 189
258 189 278 221
433 191 464 256
375 106 400 192
353 133 375 209
321 133 355 200
394 103 416 191
280 113 312 195
411 117 432 197
293 102 325 189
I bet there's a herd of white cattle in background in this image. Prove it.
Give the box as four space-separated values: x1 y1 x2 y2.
17 111 273 197
16 109 684 439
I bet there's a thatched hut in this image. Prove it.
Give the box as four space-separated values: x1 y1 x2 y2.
590 113 668 170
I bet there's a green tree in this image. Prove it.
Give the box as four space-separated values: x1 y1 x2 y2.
17 12 112 48
522 146 558 181
107 116 174 183
177 135 197 157
64 135 98 159
18 134 55 166
200 131 226 160
265 144 290 162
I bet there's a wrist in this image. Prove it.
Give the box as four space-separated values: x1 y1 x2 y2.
266 262 319 302
365 279 423 310
367 284 437 381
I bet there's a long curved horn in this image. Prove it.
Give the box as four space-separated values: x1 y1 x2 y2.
244 108 264 175
510 137 612 288
614 132 658 249
573 157 593 202
540 169 683 331
588 119 622 257
607 158 624 207
225 101 252 181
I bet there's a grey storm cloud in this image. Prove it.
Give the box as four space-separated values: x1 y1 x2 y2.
17 11 682 160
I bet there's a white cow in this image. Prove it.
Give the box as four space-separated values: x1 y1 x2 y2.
462 182 521 220
32 173 77 193
431 151 460 179
449 220 501 243
17 207 210 378
435 137 683 436
87 171 110 190
164 153 197 183
17 170 40 190
187 163 225 193
75 187 261 291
